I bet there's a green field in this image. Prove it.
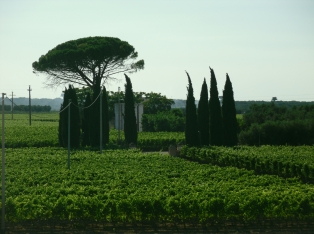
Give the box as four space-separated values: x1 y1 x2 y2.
0 113 185 150
0 113 314 231
2 147 314 222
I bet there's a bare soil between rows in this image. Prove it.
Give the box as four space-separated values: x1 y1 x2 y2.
4 219 314 233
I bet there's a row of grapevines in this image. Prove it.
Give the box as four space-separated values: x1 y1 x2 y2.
179 145 314 183
1 147 314 224
1 116 184 150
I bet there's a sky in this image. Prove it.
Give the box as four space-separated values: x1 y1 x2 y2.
0 0 313 101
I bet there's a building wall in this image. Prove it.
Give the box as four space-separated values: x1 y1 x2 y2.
114 103 143 132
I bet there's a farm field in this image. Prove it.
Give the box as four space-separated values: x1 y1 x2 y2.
2 147 314 232
0 113 185 150
180 145 314 183
0 112 314 232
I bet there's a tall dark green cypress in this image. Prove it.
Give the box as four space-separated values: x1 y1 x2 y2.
198 78 209 145
222 73 238 146
124 74 138 145
68 85 81 148
102 86 109 145
185 71 199 147
58 103 64 147
59 87 69 147
90 85 101 147
58 85 80 148
81 92 92 146
209 67 223 146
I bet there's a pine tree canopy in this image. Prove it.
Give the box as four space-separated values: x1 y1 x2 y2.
32 36 144 94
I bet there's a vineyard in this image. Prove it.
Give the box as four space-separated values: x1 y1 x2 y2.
0 113 184 150
179 145 314 183
0 113 314 232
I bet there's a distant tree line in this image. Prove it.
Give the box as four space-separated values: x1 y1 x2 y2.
238 102 314 145
235 100 314 114
11 105 51 112
3 105 11 111
171 100 314 114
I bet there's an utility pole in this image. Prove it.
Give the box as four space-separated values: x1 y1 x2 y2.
27 85 32 125
118 87 121 144
2 93 6 233
68 99 71 169
11 91 15 120
100 89 103 154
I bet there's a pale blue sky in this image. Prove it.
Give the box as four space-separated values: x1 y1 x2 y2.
1 0 313 101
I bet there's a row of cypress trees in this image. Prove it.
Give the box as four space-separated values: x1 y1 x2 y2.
185 67 238 147
58 74 138 148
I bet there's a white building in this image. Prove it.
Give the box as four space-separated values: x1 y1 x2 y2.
114 103 144 132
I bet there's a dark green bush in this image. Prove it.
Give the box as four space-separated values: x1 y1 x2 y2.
142 111 185 132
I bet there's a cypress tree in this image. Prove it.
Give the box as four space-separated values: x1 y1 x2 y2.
185 71 199 147
58 102 65 147
90 85 101 147
58 85 81 148
68 85 81 148
198 78 209 145
124 74 138 145
208 67 223 146
59 87 69 147
102 86 110 145
222 73 238 146
81 92 92 146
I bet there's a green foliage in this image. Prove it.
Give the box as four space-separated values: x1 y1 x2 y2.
1 113 185 151
137 132 185 151
222 74 238 146
235 101 314 114
102 86 109 145
3 105 11 111
242 103 314 130
179 145 314 183
3 147 314 223
90 85 101 147
185 72 199 146
106 91 174 121
209 67 223 146
239 103 314 145
32 36 144 93
141 110 185 132
239 119 314 146
13 105 51 112
142 92 174 114
81 92 91 146
124 74 138 144
197 78 209 145
58 85 80 148
0 114 60 148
